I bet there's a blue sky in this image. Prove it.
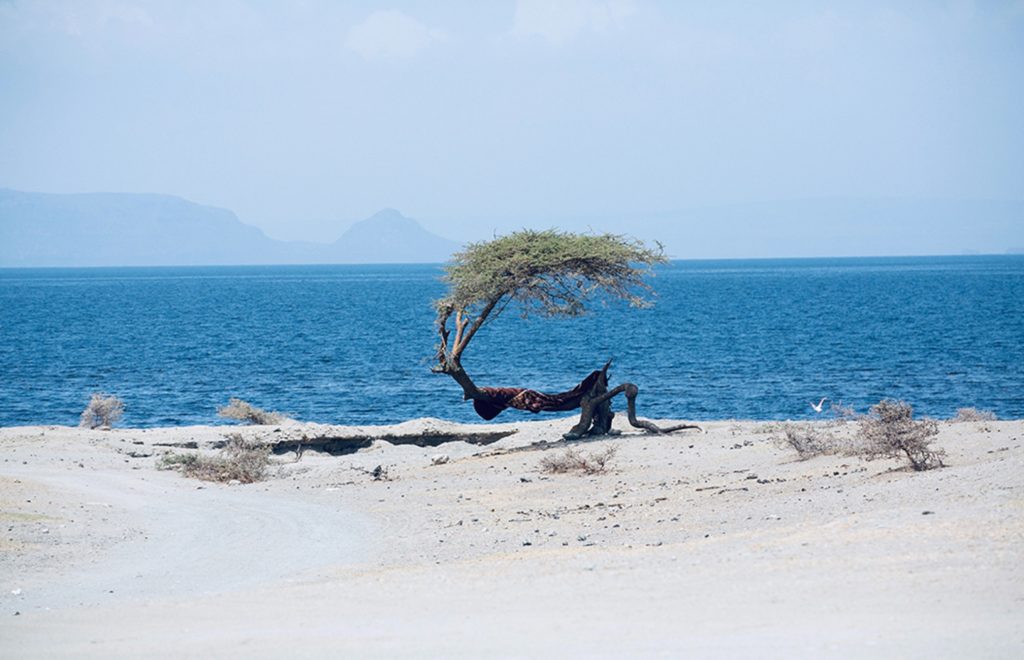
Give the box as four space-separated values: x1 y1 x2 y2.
1 1 1022 255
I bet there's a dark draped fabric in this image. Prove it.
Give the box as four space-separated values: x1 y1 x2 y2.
472 369 604 421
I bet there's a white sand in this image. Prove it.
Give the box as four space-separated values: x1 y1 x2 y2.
1 416 1021 658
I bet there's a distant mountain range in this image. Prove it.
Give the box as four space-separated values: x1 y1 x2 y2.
0 189 459 267
3 188 1022 266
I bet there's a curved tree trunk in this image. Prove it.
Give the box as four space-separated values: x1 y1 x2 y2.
563 363 702 440
435 303 699 439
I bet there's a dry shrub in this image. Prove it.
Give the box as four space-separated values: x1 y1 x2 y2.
159 434 270 483
828 401 859 421
79 392 125 429
858 400 944 471
952 407 997 422
217 398 285 425
774 424 835 460
539 445 617 475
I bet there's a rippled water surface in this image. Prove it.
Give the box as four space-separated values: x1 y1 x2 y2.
1 256 1022 426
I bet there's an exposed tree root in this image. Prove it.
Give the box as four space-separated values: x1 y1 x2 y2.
563 364 703 440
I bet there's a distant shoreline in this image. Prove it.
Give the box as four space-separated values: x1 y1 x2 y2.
2 253 1023 271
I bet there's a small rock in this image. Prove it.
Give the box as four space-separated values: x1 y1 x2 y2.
228 479 242 486
922 510 935 515
430 454 450 466
522 540 532 546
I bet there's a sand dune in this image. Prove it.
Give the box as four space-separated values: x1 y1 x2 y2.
1 417 1021 657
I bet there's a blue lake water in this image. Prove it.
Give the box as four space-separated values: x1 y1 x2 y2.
1 256 1022 427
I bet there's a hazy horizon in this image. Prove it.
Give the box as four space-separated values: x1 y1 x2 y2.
2 1 1023 258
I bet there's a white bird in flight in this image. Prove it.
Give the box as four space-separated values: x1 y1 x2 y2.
810 397 828 413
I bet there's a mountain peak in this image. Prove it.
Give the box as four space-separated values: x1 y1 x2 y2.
331 209 458 263
367 208 405 221
355 208 417 230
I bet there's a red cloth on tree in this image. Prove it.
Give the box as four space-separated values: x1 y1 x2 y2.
473 369 604 421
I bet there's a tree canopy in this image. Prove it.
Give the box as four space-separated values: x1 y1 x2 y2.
430 229 700 439
436 229 666 321
433 230 666 390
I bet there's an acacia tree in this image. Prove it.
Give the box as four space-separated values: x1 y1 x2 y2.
433 229 701 439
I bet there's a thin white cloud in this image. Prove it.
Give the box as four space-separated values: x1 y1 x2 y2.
510 0 635 45
0 0 154 38
345 9 444 60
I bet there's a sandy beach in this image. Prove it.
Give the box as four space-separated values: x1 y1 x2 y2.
1 415 1021 658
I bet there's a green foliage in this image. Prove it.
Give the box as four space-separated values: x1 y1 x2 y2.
437 230 666 320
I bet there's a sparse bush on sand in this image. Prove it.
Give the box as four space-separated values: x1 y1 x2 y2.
828 401 859 421
774 400 946 471
952 407 997 422
217 398 285 425
858 399 944 471
158 433 270 483
774 424 836 460
539 445 617 475
79 392 124 429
